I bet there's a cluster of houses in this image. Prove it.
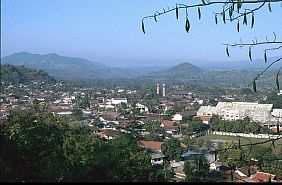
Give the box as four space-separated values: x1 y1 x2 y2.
1 81 282 182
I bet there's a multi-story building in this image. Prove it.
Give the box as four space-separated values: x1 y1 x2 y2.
197 102 273 123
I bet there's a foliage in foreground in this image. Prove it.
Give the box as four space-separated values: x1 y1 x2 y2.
0 110 164 182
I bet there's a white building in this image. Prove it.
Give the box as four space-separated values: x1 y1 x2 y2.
271 109 282 122
197 105 216 117
57 111 73 116
136 103 149 113
111 98 127 105
172 114 182 121
63 97 72 104
197 102 273 123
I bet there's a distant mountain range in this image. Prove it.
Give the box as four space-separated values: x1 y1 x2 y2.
1 52 158 79
1 52 205 80
1 52 280 84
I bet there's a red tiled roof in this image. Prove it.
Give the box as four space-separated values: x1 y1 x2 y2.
251 172 276 182
95 129 121 139
162 120 175 125
271 127 282 132
181 123 189 128
161 120 178 130
197 115 212 122
180 143 188 148
138 140 164 151
137 140 187 151
6 96 16 99
95 131 105 138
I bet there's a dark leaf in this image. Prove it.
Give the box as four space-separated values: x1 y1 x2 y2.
251 13 255 29
249 47 252 61
268 3 272 12
141 21 145 34
229 5 233 18
264 51 267 63
232 2 235 12
198 7 201 20
253 80 257 92
243 13 247 25
176 5 179 20
237 0 242 12
185 17 190 33
154 14 157 22
226 46 230 57
276 73 280 90
222 9 226 24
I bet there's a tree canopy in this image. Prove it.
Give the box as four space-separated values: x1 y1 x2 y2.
0 110 165 182
161 139 183 161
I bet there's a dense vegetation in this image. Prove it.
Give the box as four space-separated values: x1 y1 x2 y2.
210 116 273 134
0 110 166 182
264 92 282 109
1 64 56 84
218 141 282 179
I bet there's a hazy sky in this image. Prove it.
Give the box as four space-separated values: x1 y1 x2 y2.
1 0 282 67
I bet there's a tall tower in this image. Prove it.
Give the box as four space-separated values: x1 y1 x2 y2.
162 83 166 97
156 84 160 94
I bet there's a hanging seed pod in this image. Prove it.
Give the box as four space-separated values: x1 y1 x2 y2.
264 51 267 63
268 3 272 12
222 9 226 24
226 46 230 57
243 13 247 25
253 80 257 92
215 14 218 24
198 7 201 20
251 13 255 29
141 21 145 34
185 17 190 33
276 73 280 90
249 47 252 61
176 5 179 20
232 2 235 12
229 5 233 18
237 0 242 12
237 21 240 32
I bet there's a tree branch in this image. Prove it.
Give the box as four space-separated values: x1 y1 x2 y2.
247 58 282 86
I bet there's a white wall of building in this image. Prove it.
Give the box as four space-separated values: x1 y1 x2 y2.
197 102 273 123
111 98 127 105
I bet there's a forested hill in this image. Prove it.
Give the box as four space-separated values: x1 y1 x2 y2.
145 62 205 80
1 64 56 84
